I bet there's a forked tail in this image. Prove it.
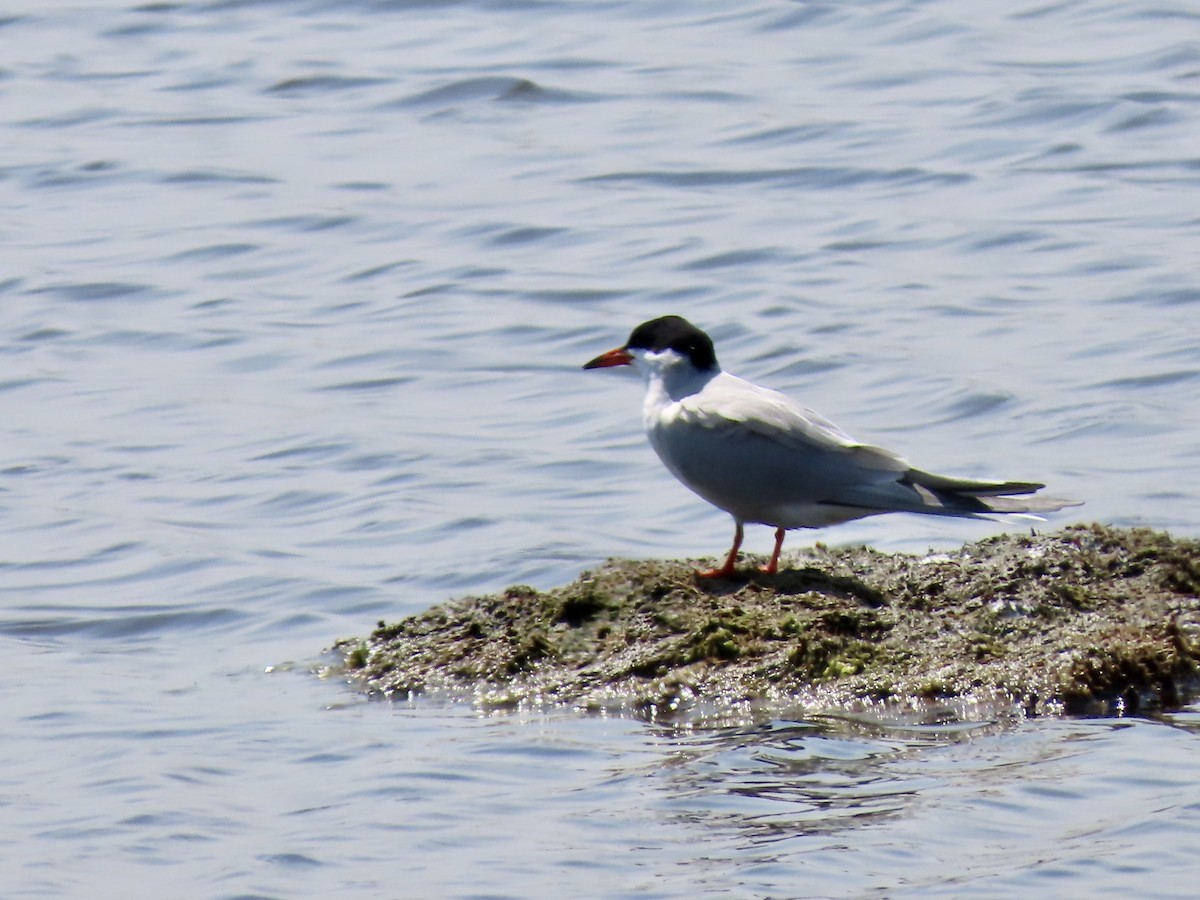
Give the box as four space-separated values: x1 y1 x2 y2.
901 469 1081 516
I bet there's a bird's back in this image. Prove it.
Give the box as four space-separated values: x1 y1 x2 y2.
644 371 908 528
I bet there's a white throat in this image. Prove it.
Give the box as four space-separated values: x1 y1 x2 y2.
633 348 720 413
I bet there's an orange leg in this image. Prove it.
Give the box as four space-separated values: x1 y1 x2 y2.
698 522 744 578
761 526 786 574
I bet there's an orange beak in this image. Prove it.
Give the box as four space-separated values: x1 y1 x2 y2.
582 347 634 370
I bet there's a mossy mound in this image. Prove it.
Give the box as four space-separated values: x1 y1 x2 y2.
335 524 1200 717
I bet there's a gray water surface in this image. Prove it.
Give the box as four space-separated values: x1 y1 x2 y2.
3 0 1199 896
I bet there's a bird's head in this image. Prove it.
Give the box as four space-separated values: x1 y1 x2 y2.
582 315 719 378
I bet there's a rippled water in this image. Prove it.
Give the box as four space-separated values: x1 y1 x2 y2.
3 0 1199 896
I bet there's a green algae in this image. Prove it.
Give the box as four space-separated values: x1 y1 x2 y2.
333 524 1200 717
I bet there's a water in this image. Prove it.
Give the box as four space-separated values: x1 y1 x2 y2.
2 0 1199 895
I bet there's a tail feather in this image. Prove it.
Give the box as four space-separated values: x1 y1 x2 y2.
905 468 1080 516
903 469 1043 498
825 467 1081 518
974 493 1082 514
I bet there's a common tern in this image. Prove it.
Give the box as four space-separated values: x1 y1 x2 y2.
583 315 1078 578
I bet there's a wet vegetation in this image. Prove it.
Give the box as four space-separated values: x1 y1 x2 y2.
334 525 1200 717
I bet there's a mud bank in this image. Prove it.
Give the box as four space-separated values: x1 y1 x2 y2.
335 525 1200 717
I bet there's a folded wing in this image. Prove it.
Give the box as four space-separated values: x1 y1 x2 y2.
667 373 1078 520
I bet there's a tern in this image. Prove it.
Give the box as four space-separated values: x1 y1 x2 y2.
583 315 1078 578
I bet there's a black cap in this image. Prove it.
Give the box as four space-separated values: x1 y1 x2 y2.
625 316 718 372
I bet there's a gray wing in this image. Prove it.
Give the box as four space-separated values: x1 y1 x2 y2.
649 375 910 525
673 373 910 476
659 373 1077 522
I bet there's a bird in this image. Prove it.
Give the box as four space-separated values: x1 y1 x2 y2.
583 315 1079 578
